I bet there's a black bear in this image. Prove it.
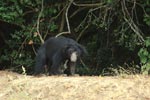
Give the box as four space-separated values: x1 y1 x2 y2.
34 36 87 75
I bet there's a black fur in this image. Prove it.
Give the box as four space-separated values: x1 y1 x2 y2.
34 36 87 75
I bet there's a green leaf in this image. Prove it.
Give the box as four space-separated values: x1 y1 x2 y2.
138 48 144 57
53 9 57 14
144 16 150 26
145 37 150 47
141 56 147 64
143 49 149 56
141 64 150 75
147 59 150 63
50 22 58 32
107 0 112 4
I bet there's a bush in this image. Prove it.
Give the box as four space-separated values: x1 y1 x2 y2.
138 37 150 74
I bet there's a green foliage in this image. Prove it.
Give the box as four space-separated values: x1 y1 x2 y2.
144 15 150 26
0 0 24 24
43 7 57 16
0 31 35 72
142 1 150 26
141 63 150 75
107 0 113 4
0 0 59 73
49 22 58 32
0 0 150 75
114 27 139 51
138 48 150 64
138 37 150 74
138 37 150 64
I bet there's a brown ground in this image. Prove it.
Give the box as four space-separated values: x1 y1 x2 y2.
0 71 150 100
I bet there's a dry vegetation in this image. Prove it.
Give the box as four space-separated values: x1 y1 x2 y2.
0 71 150 100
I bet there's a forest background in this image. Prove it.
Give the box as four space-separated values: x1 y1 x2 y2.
0 0 150 75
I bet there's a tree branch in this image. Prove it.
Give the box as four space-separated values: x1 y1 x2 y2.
121 0 144 42
36 0 44 44
59 5 66 32
55 0 73 37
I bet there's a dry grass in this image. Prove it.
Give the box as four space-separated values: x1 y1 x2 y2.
0 71 150 100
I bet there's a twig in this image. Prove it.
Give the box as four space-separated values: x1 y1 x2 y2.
76 5 106 30
36 0 44 44
16 23 37 58
32 45 37 55
121 0 144 42
72 2 103 7
70 7 87 18
127 0 149 17
44 29 49 40
75 13 89 31
49 4 67 23
76 24 89 42
80 58 87 68
130 0 140 25
23 9 37 16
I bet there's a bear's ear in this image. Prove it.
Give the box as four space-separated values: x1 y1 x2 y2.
77 44 88 56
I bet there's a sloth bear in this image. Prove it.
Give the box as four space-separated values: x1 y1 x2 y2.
34 36 87 76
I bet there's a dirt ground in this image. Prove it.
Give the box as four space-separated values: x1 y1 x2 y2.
0 71 150 100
